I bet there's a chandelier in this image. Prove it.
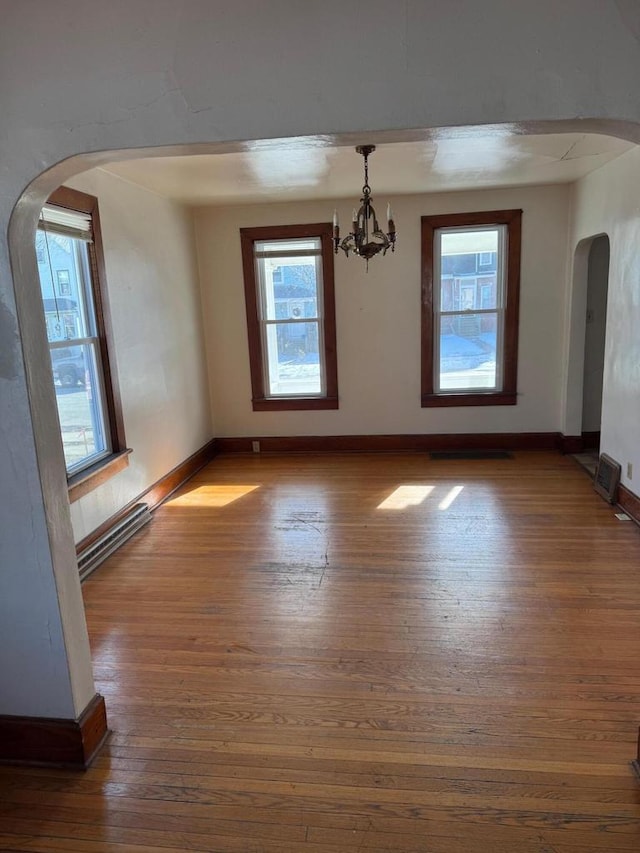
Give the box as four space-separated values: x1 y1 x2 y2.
333 145 396 266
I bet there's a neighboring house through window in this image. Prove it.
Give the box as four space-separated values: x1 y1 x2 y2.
240 223 338 411
421 209 522 407
36 186 128 498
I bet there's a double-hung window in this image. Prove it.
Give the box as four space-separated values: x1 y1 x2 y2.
36 187 127 499
421 209 522 407
240 223 338 411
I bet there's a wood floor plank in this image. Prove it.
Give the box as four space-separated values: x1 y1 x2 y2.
2 451 639 851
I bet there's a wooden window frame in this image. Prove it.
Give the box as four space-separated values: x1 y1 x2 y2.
421 209 522 408
46 186 129 501
240 223 339 412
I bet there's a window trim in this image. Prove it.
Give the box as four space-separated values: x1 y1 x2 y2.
421 209 522 408
240 223 338 411
46 186 128 499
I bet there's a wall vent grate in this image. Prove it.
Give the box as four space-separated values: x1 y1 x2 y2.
594 453 621 504
78 503 152 581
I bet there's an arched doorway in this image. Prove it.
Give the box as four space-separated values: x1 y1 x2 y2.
581 235 610 450
562 232 611 454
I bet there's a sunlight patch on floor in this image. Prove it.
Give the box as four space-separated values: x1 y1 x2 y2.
377 484 466 511
438 485 464 510
377 485 434 510
167 484 260 507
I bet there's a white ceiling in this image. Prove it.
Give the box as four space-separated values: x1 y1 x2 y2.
100 133 634 206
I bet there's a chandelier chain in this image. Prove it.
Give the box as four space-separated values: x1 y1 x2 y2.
363 151 371 196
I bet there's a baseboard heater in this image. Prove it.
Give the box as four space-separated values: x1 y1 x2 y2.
78 502 152 581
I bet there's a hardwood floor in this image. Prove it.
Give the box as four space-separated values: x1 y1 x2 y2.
1 450 640 852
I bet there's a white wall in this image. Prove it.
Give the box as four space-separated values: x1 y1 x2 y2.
195 185 570 437
568 146 640 490
66 169 213 542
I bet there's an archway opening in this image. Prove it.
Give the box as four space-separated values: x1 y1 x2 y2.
581 235 610 449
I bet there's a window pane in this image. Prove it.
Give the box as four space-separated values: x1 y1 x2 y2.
51 342 110 470
36 232 94 341
440 228 499 310
265 321 322 396
259 256 320 322
255 237 321 254
439 313 498 391
440 228 499 256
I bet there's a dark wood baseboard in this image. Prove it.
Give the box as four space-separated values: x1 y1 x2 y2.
142 438 219 509
617 484 640 527
557 432 601 454
0 693 107 769
557 434 584 454
76 438 218 556
217 432 561 455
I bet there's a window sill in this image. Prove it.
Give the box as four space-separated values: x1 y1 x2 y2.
252 396 339 412
422 391 517 408
68 449 132 503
